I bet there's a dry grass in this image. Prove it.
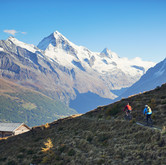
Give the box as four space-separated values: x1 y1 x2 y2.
0 84 166 164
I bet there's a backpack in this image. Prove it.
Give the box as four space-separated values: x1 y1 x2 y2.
147 106 152 113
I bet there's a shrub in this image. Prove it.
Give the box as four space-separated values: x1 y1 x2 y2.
151 113 155 120
17 154 24 159
34 137 42 142
7 160 17 165
41 138 53 153
129 118 136 124
161 100 166 105
0 157 7 162
55 155 61 161
105 104 121 116
98 133 109 143
98 114 103 119
44 123 50 129
155 86 160 91
87 136 93 143
149 98 156 109
59 144 66 153
19 148 26 152
58 127 63 131
27 149 34 155
161 96 166 99
68 149 76 156
97 159 105 165
161 126 166 135
41 153 55 164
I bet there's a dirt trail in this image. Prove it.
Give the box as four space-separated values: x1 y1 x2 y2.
136 122 162 131
80 115 162 132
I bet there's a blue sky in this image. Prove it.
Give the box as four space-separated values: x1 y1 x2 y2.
0 0 166 63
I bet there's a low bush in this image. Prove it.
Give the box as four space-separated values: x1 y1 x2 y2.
68 149 76 156
105 104 121 116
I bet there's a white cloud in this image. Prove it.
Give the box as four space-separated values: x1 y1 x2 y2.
4 29 18 35
21 32 27 34
4 29 27 35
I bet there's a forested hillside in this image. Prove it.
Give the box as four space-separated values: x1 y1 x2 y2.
0 78 77 127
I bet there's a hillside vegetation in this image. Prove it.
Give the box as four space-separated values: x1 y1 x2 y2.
0 78 77 127
0 84 166 164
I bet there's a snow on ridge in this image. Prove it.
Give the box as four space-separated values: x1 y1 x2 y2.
39 31 156 77
7 36 38 53
0 47 4 52
38 31 81 52
5 31 156 79
154 58 166 78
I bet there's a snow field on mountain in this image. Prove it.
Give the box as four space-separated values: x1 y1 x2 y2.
1 30 156 102
38 31 155 78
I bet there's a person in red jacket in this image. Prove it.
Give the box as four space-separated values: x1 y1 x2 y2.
123 103 132 116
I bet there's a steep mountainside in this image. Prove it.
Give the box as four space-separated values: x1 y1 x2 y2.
0 37 75 105
119 58 166 99
38 31 155 96
0 78 77 127
0 83 166 164
0 32 155 104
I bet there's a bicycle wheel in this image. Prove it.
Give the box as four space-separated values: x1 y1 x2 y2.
147 119 153 127
124 114 132 121
128 114 132 120
124 115 128 120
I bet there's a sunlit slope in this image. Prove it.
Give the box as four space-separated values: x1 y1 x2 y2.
0 78 77 127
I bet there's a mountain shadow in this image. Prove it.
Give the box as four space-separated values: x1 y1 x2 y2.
69 89 112 113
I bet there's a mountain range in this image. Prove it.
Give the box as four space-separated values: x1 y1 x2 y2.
37 31 155 98
118 57 166 99
0 30 166 164
0 31 155 115
0 31 155 103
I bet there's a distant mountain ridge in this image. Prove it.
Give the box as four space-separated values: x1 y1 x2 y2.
0 31 155 113
37 31 155 94
118 58 166 99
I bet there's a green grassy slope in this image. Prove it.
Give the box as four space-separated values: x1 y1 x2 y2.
0 78 77 127
0 84 166 164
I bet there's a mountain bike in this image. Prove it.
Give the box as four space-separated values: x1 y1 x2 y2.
124 112 132 121
145 118 153 127
144 115 153 127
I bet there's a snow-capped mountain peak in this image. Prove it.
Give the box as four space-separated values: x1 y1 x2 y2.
7 36 20 43
0 31 157 109
38 31 76 51
37 31 80 63
37 32 57 50
37 31 156 77
53 30 68 41
100 48 119 59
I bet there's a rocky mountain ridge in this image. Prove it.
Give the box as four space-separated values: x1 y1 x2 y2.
0 31 155 109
